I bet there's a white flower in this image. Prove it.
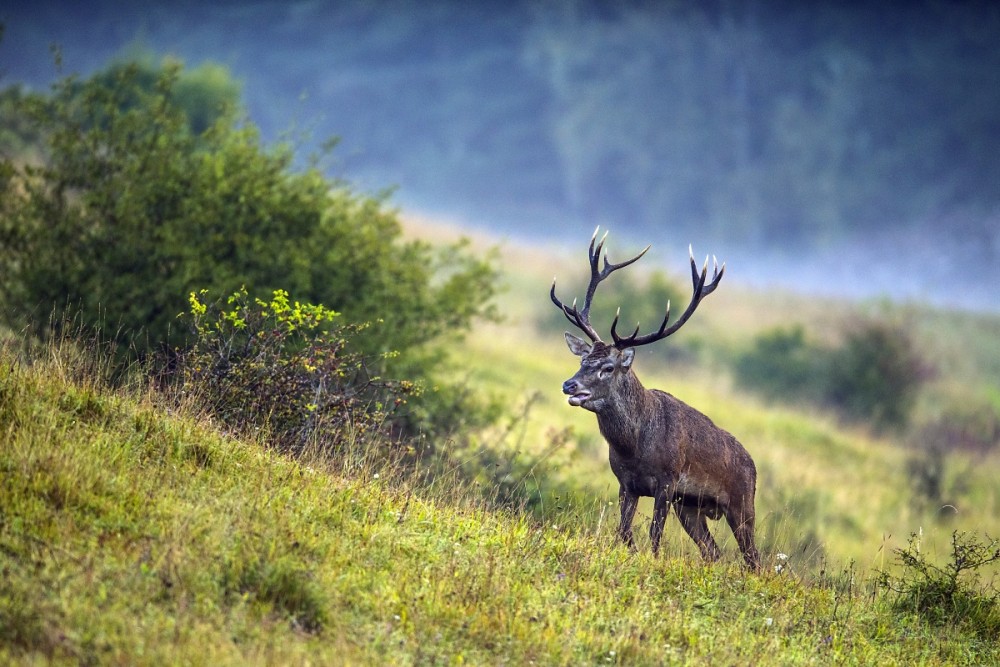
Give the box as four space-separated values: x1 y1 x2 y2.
776 552 789 561
765 617 774 627
373 473 380 479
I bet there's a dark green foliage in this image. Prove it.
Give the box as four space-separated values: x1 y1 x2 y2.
0 57 499 377
733 325 826 403
825 320 928 429
878 531 1000 638
0 86 44 155
177 288 414 457
81 53 240 136
734 319 928 429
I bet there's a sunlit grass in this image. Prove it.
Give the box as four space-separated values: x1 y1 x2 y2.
2 324 999 664
3 222 999 664
426 220 1000 575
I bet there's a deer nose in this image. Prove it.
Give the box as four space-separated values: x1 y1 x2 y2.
562 379 577 395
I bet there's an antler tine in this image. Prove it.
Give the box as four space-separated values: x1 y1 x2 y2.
551 276 604 343
552 227 652 344
610 306 642 343
550 279 600 342
583 229 647 317
611 244 725 349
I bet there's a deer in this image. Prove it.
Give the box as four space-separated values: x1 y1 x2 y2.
551 228 760 570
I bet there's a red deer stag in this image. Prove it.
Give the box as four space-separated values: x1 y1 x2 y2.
551 228 760 569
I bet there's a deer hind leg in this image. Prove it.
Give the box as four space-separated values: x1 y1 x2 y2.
649 487 672 555
675 505 722 562
725 499 761 571
618 486 639 552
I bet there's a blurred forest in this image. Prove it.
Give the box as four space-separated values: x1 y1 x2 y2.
2 0 1000 307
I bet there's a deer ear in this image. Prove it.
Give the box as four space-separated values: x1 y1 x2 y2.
564 332 592 357
619 347 635 369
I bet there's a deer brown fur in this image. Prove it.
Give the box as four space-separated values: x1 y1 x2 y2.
553 229 760 569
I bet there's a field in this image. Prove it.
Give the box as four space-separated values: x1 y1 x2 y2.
422 219 1000 567
2 222 999 665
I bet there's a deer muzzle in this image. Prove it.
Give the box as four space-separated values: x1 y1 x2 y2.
562 379 591 407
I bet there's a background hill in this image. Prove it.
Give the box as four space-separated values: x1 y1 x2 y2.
3 0 1000 308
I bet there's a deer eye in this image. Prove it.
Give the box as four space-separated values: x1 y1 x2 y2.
599 364 615 378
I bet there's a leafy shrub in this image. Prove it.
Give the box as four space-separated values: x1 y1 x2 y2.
734 318 928 429
825 319 929 430
0 56 498 381
0 86 44 155
176 289 582 512
733 325 827 403
177 288 414 458
878 531 1000 638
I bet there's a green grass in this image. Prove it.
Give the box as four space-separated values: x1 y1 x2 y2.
2 326 999 664
448 224 1000 568
3 224 1000 664
461 318 1000 568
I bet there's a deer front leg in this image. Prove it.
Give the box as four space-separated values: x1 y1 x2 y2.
650 485 671 555
618 485 639 551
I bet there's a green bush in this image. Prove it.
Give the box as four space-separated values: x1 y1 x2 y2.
878 531 1000 638
178 288 414 458
825 319 928 429
0 56 499 436
0 56 498 366
733 325 827 403
734 319 928 429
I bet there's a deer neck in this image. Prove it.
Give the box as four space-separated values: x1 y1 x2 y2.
595 370 651 455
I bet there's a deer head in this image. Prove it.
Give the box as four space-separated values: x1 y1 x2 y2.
552 227 724 411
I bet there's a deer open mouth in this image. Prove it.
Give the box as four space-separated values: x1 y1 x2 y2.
568 391 591 406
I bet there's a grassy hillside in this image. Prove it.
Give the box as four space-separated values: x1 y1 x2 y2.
417 219 1000 569
3 222 1000 664
2 337 998 665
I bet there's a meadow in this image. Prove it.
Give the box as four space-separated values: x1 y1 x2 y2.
2 222 998 665
432 220 1000 566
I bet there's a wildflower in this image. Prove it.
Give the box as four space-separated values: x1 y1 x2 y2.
775 552 789 573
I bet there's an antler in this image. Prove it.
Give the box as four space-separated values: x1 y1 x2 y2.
610 244 725 349
550 227 649 343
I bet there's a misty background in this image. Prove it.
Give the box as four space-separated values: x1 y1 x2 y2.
2 0 999 310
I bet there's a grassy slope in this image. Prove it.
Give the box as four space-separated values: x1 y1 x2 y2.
2 343 997 666
2 222 998 664
442 220 1000 570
